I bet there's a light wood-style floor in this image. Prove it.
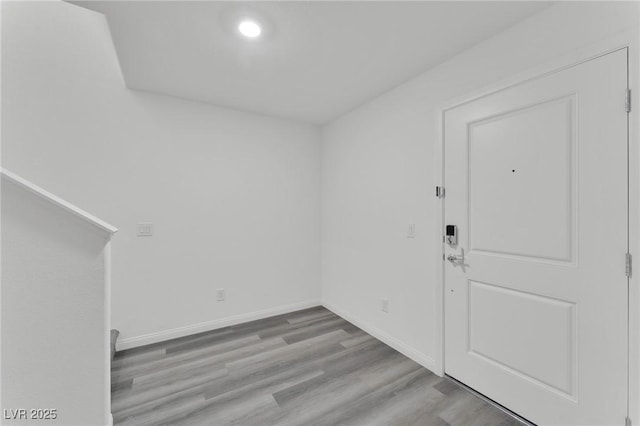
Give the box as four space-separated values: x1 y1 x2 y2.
112 306 523 426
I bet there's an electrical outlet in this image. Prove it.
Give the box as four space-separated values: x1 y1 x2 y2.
381 299 389 313
407 224 415 238
216 288 225 302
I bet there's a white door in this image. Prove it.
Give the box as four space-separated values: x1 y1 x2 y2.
443 49 628 426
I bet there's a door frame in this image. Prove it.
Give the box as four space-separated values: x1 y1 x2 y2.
433 28 639 422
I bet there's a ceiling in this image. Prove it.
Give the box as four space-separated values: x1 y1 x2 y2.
71 1 552 124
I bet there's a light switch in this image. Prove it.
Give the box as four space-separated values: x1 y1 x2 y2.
407 224 416 238
137 223 153 237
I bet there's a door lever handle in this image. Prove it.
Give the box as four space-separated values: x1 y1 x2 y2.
447 248 465 265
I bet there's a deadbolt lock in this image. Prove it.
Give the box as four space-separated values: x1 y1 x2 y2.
446 225 457 245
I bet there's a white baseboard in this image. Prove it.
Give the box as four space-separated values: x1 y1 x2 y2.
322 300 438 374
117 299 321 350
117 298 438 376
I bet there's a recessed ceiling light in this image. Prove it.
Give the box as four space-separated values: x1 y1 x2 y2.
238 20 261 38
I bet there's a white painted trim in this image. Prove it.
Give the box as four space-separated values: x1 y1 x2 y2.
434 26 639 422
322 301 438 375
0 168 118 235
104 242 112 426
433 105 445 377
117 299 322 350
625 28 640 425
437 30 637 115
107 414 113 426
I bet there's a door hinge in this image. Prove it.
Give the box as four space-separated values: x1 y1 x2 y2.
626 89 631 113
436 186 445 198
626 253 632 278
626 416 632 426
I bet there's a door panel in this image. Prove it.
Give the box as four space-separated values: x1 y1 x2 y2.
469 95 575 262
444 49 628 426
468 280 576 397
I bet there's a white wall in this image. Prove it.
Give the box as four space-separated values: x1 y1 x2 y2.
1 179 110 426
321 0 639 372
1 1 321 346
5 1 640 421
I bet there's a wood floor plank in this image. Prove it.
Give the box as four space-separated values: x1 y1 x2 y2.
286 309 334 325
438 389 522 426
115 335 260 381
164 328 261 355
113 373 226 422
111 307 524 426
111 378 133 393
339 332 373 348
125 336 284 386
173 393 280 426
280 317 350 344
144 368 322 425
268 350 422 425
112 366 229 412
305 368 441 426
121 394 207 426
203 365 324 402
112 348 167 368
256 313 349 340
225 330 350 377
118 326 235 358
434 377 462 395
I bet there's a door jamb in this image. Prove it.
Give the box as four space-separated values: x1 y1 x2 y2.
433 27 639 422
